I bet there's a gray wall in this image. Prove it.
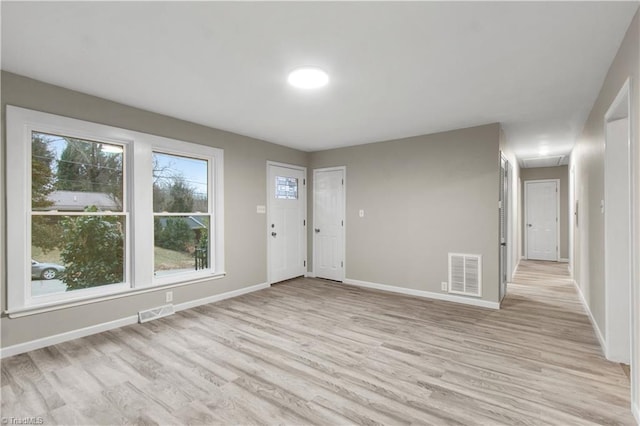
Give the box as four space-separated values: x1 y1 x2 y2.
571 10 639 343
1 72 503 348
1 71 309 347
520 166 569 260
309 123 501 303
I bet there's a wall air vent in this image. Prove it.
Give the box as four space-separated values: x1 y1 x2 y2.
448 253 482 297
138 304 175 323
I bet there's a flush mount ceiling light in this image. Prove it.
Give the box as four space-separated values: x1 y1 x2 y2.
538 140 550 156
287 67 329 89
538 147 550 156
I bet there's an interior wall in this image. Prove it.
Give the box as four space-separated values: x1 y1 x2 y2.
499 129 522 282
520 166 569 260
309 123 501 304
0 71 310 348
569 9 639 420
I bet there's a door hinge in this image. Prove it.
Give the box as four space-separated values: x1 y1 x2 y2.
341 261 344 267
341 220 344 226
342 179 344 185
304 260 306 267
303 178 306 185
303 219 306 226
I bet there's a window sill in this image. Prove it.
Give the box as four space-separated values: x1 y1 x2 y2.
5 272 227 318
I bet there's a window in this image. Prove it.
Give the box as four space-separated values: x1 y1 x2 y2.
275 176 298 199
31 132 126 299
7 106 224 313
152 152 210 277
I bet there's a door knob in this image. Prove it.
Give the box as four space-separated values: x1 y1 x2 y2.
315 228 320 233
527 224 532 227
271 232 277 237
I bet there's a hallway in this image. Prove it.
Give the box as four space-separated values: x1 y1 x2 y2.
501 260 633 424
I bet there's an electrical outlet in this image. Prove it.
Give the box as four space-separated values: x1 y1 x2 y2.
166 291 173 303
441 282 448 291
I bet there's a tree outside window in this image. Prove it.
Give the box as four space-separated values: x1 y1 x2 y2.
30 132 125 296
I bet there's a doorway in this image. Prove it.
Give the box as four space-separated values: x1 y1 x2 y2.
499 154 510 301
267 162 307 284
525 180 559 261
313 167 345 281
604 79 631 364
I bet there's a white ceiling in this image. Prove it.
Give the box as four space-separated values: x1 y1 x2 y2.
2 2 638 162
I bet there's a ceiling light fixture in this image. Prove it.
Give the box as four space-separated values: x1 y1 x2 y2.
287 67 329 89
538 147 550 156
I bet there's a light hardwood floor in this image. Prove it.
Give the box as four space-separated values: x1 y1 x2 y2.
1 260 635 425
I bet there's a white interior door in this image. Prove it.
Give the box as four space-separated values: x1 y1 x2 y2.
525 180 558 261
268 163 306 284
313 167 345 281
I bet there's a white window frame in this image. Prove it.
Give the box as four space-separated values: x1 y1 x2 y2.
149 147 217 287
6 106 225 314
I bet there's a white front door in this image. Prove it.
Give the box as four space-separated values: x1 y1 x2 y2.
313 167 345 281
268 163 306 284
525 180 558 261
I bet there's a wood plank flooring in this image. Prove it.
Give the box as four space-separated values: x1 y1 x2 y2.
1 260 635 425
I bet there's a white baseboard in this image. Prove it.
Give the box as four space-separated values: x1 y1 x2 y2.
633 401 639 425
343 278 499 310
512 258 521 282
0 315 138 359
174 282 269 311
573 279 606 356
0 282 270 359
559 258 569 263
305 271 316 278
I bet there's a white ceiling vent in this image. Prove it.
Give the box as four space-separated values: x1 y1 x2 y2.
448 253 482 297
522 156 564 168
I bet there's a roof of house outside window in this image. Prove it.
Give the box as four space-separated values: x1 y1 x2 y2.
42 190 119 211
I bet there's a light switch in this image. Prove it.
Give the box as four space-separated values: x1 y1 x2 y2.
257 205 266 214
359 209 365 218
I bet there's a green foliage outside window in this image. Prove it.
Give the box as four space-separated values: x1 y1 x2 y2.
60 206 124 290
154 217 195 252
32 135 62 253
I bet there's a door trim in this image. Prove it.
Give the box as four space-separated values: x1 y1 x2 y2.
602 77 637 415
603 77 633 367
499 153 509 302
312 166 346 281
266 161 307 285
569 165 575 277
524 179 560 261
